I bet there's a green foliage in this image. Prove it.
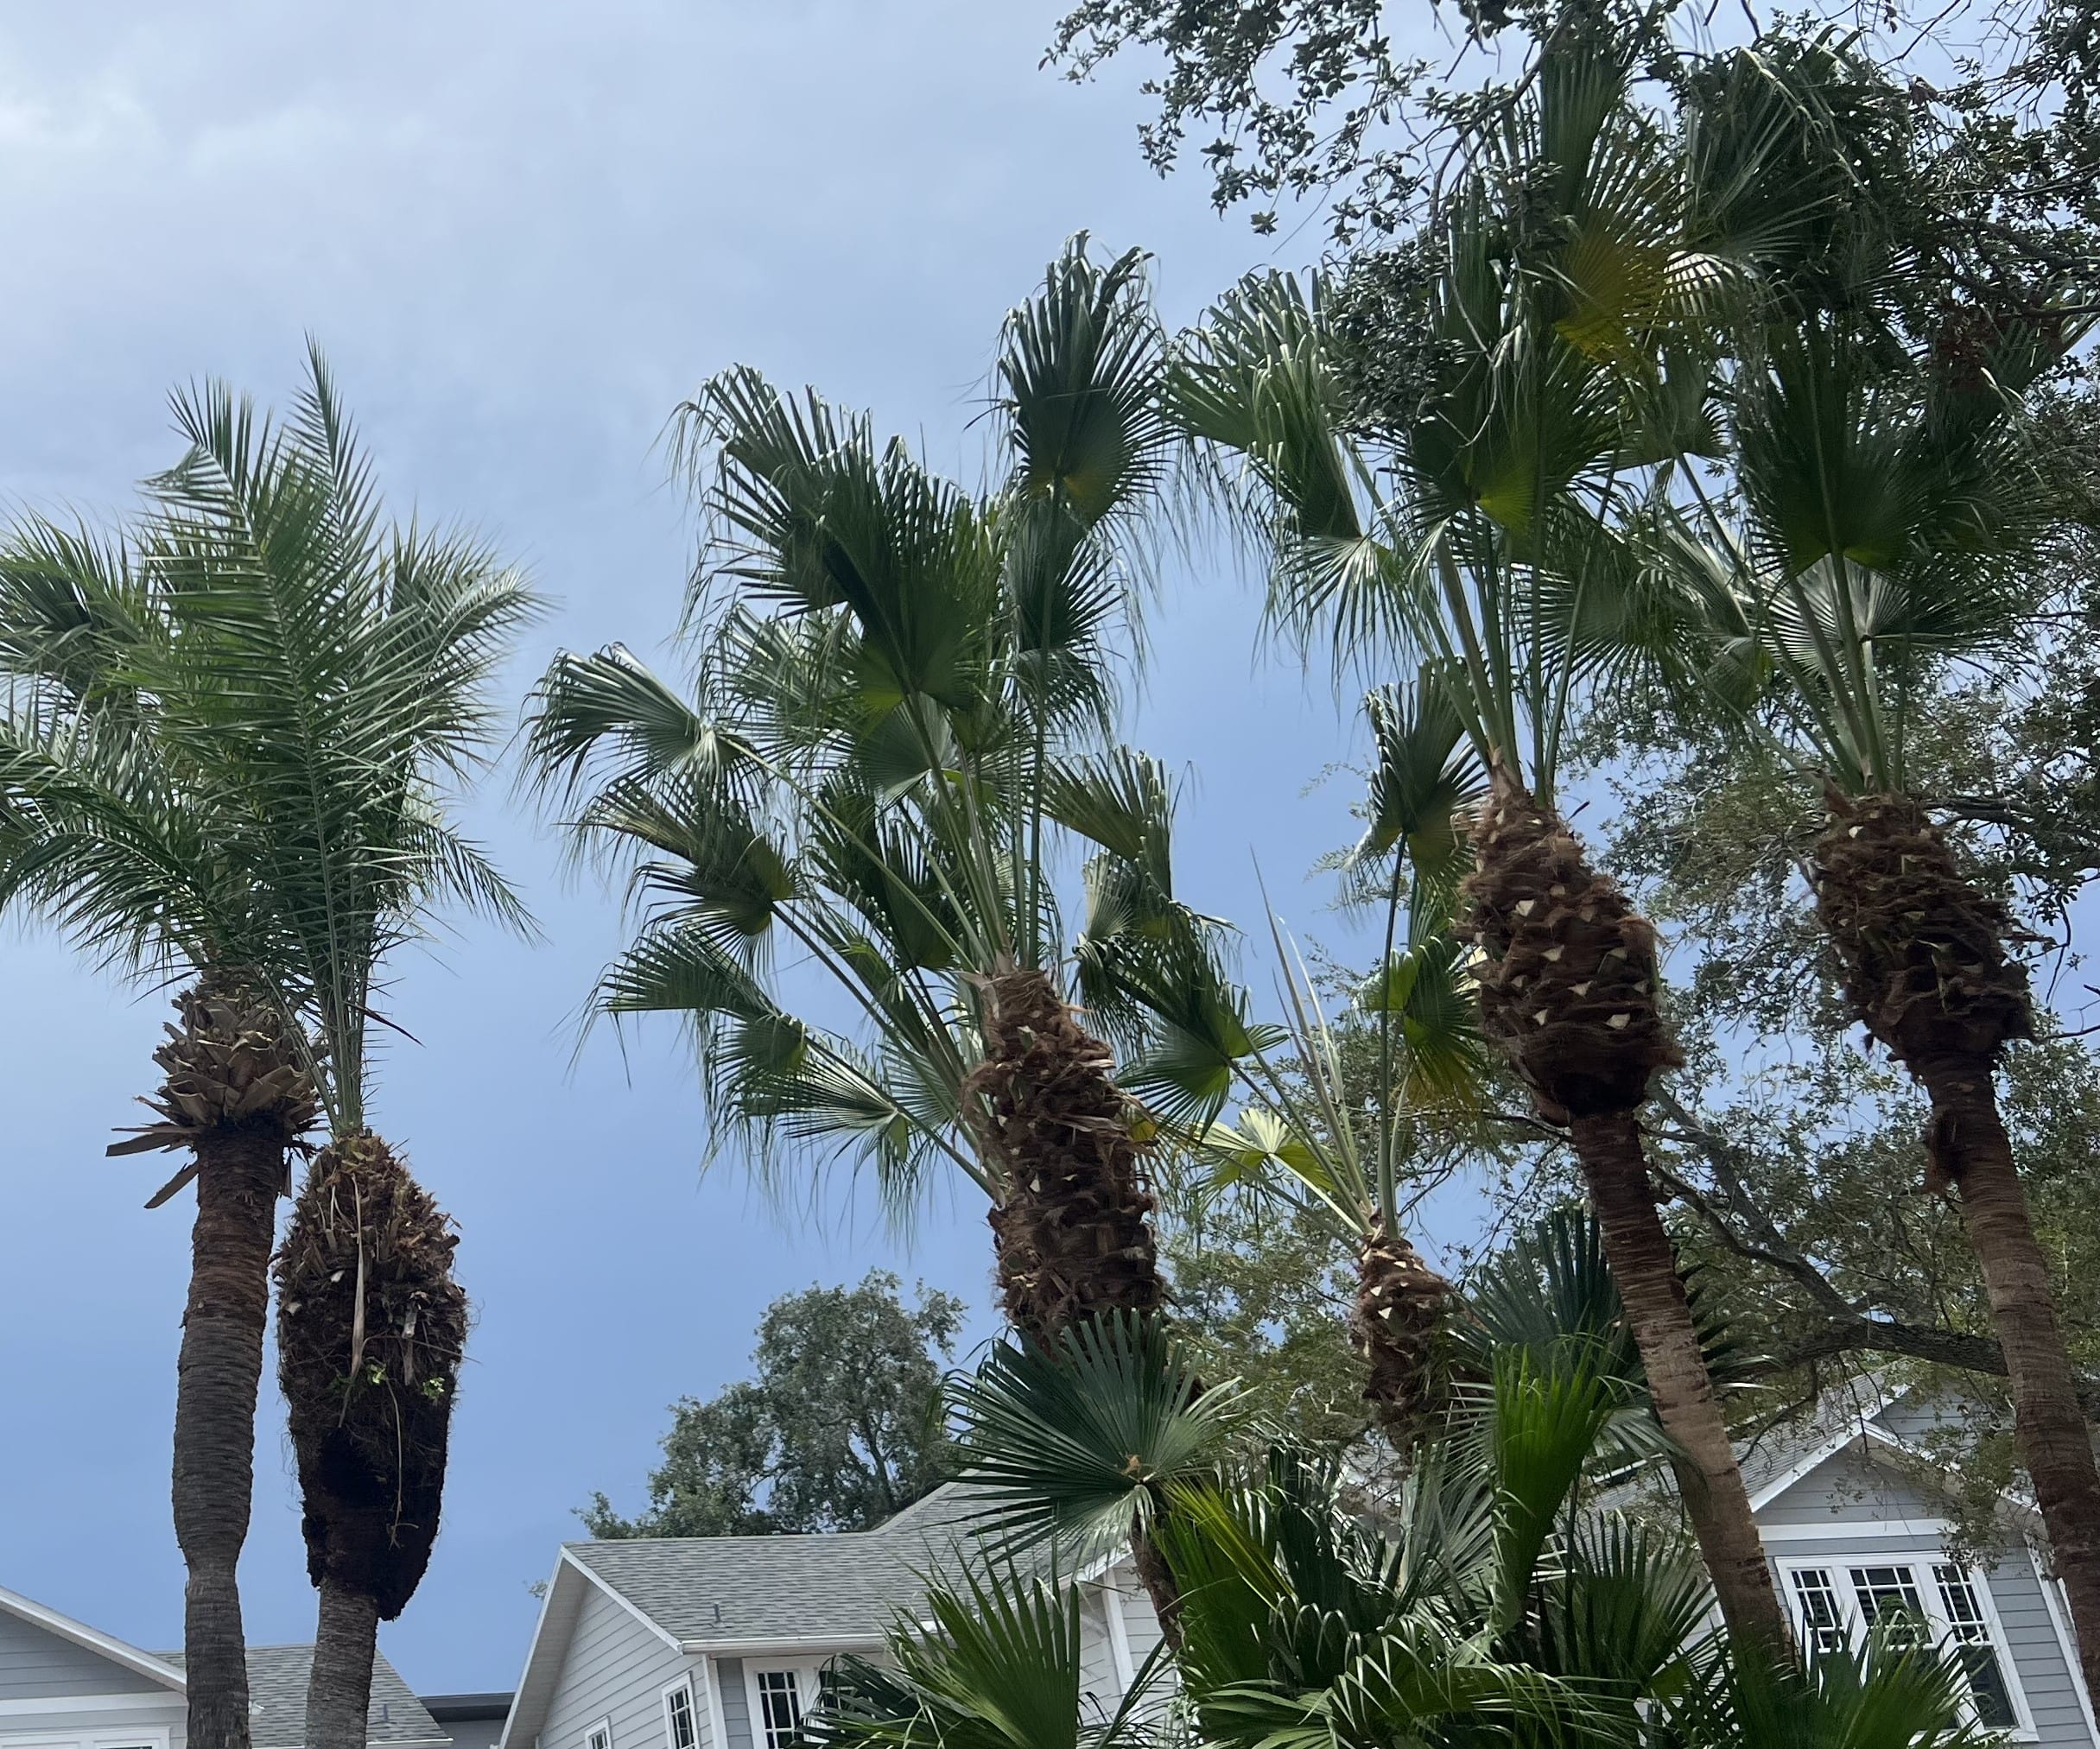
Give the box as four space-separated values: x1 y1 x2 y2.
0 346 538 1129
581 1271 963 1538
526 241 1253 1215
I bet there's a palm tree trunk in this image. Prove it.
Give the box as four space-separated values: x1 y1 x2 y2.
174 1125 283 1749
1352 1216 1450 1439
1815 790 2100 1687
960 960 1181 1639
276 1135 466 1729
1921 1068 2100 1700
1464 767 1790 1653
1572 1109 1792 1648
128 973 317 1749
964 962 1164 1342
303 1577 378 1749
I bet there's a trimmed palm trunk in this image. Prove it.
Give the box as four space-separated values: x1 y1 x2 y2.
963 962 1165 1339
1352 1215 1451 1439
1817 789 2100 1694
111 973 317 1749
276 1136 466 1749
1462 767 1791 1652
961 960 1181 1632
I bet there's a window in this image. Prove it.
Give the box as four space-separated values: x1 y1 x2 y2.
754 1670 802 1749
1777 1557 2029 1736
586 1718 613 1749
662 1680 698 1749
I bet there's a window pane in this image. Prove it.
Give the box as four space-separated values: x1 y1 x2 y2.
665 1686 696 1749
1932 1564 2021 1730
1849 1565 1927 1645
757 1671 803 1749
1789 1568 1849 1654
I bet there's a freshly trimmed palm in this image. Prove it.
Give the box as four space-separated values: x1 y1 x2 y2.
1687 289 2100 1693
528 244 1252 1343
1167 32 1816 1649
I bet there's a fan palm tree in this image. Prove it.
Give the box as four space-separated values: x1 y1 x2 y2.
1164 35 1811 1647
526 243 1250 1627
527 244 1247 1334
1680 296 2100 1689
0 351 534 1749
943 1223 1982 1749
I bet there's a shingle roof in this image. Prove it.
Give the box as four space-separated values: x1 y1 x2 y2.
158 1644 448 1747
561 1483 1016 1644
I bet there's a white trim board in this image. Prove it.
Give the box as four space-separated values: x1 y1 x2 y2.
1759 1518 1951 1543
0 1699 183 1720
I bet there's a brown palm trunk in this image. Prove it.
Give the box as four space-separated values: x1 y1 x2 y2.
965 961 1165 1341
1817 791 2100 1695
303 1577 379 1749
174 1126 283 1749
1463 767 1791 1654
1574 1109 1792 1646
1353 1215 1451 1439
961 960 1181 1638
115 974 317 1749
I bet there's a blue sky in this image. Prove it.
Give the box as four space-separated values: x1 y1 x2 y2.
0 0 1505 1696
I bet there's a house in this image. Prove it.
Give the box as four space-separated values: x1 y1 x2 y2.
1729 1384 2098 1745
498 1486 1164 1749
0 1581 448 1749
507 1385 2100 1749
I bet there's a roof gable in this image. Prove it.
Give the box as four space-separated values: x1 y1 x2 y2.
0 1585 184 1695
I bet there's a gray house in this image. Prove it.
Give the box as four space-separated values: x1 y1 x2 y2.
498 1487 1164 1749
505 1386 2098 1749
0 1583 445 1749
1723 1385 2098 1745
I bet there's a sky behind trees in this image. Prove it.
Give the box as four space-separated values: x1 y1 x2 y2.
0 0 1492 1692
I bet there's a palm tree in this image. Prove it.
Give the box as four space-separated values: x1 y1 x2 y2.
1164 35 1807 1647
942 1221 1983 1749
525 243 1247 1342
1196 673 1490 1438
1682 296 2100 1689
525 244 1247 1629
0 351 533 1749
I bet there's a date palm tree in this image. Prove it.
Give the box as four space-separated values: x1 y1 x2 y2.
1677 297 2100 1689
1164 35 1808 1647
0 351 533 1749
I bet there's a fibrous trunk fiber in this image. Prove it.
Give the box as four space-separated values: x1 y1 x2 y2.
303 1579 380 1749
128 973 317 1749
1462 766 1790 1653
276 1134 466 1749
1817 790 2100 1695
963 962 1164 1347
961 960 1181 1638
1352 1216 1450 1439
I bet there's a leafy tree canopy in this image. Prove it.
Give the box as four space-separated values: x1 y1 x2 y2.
582 1271 965 1538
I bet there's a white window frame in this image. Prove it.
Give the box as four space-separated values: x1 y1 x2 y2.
660 1677 700 1749
585 1716 614 1749
742 1663 830 1749
1774 1555 2035 1739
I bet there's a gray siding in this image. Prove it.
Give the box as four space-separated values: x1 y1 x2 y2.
541 1581 698 1749
1983 1549 2093 1746
1759 1445 1938 1526
0 1697 187 1745
0 1611 168 1699
714 1659 749 1749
